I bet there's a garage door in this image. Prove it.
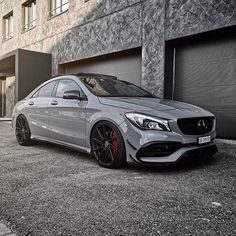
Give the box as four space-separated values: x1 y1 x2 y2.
174 35 236 139
60 48 141 86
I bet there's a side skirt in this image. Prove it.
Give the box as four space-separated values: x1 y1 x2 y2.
31 135 91 154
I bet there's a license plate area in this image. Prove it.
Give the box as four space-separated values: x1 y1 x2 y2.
198 135 211 145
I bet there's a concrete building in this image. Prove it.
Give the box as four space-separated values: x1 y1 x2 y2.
0 0 236 138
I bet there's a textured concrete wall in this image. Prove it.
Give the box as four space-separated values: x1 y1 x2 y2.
142 0 165 96
50 3 143 72
1 0 236 98
166 0 236 40
5 76 15 117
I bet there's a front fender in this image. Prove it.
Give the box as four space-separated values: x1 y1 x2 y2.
85 108 126 148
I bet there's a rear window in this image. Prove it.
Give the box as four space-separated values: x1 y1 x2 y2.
38 81 57 97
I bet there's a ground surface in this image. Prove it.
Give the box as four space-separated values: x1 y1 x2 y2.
0 121 235 236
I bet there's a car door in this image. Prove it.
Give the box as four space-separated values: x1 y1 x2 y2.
26 81 57 138
48 79 87 147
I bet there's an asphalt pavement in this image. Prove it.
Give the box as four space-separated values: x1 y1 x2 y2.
0 121 235 236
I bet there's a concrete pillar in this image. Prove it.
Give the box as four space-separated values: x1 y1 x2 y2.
5 76 16 117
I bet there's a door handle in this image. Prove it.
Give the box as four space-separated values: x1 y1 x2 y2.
51 101 58 106
29 101 34 106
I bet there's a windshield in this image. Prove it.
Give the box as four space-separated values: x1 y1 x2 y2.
79 77 156 98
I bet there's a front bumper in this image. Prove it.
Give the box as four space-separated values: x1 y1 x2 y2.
119 120 217 165
135 142 217 164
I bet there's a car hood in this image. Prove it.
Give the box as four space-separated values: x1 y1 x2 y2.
98 97 213 119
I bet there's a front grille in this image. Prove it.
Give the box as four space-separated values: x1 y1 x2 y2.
181 144 218 161
177 117 214 135
136 142 181 158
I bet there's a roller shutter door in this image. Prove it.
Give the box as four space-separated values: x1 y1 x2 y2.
61 48 141 86
174 36 236 139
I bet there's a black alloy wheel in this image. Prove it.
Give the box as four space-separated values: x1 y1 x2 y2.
15 115 32 146
91 121 126 168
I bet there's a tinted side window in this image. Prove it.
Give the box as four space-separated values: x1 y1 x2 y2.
38 81 56 97
56 79 81 98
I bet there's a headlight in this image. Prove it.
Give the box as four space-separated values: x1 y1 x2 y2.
125 113 171 131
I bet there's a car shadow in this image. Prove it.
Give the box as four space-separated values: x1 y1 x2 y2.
31 140 218 172
126 155 217 173
32 140 94 161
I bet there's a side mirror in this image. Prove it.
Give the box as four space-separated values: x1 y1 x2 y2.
63 90 84 100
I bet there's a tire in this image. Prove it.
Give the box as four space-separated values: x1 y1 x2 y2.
91 121 126 169
15 114 32 146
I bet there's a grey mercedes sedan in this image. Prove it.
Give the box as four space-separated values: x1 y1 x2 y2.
12 73 217 168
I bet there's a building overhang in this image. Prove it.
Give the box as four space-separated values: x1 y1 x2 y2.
0 49 52 100
0 50 16 77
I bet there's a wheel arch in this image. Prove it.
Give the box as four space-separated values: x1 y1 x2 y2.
15 113 29 124
86 109 126 149
89 119 124 146
15 113 32 146
89 119 127 168
15 113 31 129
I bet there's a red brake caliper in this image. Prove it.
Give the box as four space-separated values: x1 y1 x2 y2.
111 132 118 158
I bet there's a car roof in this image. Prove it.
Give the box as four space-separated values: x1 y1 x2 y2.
51 73 117 80
75 73 117 79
